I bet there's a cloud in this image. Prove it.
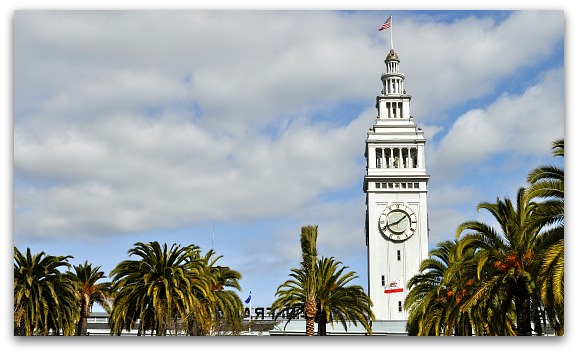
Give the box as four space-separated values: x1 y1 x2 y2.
396 10 564 122
426 184 483 245
13 10 564 250
422 64 564 248
14 11 384 130
14 104 371 240
428 67 564 178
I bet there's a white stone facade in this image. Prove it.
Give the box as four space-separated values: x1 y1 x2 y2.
363 49 429 321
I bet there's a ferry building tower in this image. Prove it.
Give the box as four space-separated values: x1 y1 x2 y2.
364 49 429 321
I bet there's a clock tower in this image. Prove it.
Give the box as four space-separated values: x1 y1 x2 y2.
363 49 429 321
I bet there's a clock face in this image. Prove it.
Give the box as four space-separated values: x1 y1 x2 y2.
379 204 417 241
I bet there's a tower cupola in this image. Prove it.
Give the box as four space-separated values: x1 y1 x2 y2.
381 49 405 96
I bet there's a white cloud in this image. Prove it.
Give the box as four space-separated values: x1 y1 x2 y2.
426 184 483 245
429 67 564 177
14 104 371 239
423 66 564 249
13 10 565 257
14 11 384 131
396 10 564 122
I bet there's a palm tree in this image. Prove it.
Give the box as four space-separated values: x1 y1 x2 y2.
313 257 374 335
108 241 214 335
452 240 518 336
456 187 543 336
271 255 374 335
14 247 78 335
406 240 457 335
405 139 562 336
187 249 244 335
68 261 111 336
405 239 488 336
536 237 563 335
526 138 564 335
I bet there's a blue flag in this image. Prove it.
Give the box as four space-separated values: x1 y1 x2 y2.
245 290 252 304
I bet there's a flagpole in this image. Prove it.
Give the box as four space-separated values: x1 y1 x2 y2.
249 289 252 333
390 13 393 50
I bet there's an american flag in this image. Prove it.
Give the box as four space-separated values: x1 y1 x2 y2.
379 16 391 31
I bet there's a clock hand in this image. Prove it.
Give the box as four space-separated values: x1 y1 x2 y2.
389 215 408 227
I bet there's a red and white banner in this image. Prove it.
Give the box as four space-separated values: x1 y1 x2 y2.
384 277 403 294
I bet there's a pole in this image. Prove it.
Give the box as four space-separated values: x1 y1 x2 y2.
390 13 394 50
249 289 252 333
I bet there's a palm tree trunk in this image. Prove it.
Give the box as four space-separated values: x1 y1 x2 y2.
75 294 90 336
305 298 316 336
300 225 318 336
317 313 327 336
515 294 533 336
512 278 533 336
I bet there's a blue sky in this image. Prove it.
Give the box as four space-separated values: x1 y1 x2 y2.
5 2 573 346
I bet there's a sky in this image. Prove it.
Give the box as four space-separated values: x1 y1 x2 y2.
4 0 575 348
